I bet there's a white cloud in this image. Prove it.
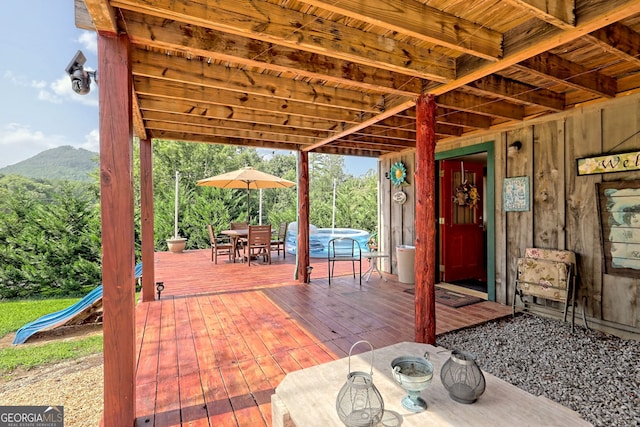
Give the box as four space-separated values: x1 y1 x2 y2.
0 123 68 168
82 129 100 153
78 32 97 55
38 74 98 107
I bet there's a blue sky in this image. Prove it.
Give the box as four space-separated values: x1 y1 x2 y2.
1 1 376 176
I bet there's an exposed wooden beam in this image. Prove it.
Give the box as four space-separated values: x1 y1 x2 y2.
145 119 320 145
434 0 640 95
151 131 302 151
303 99 416 151
436 91 525 120
139 95 345 132
81 0 118 33
435 108 493 130
298 0 503 60
131 49 389 113
113 0 456 81
516 52 617 98
132 93 147 140
587 23 640 68
465 74 565 111
133 76 379 124
122 12 424 97
502 0 575 28
142 110 329 139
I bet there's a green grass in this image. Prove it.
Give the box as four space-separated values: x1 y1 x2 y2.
0 335 103 373
0 297 104 374
0 297 82 337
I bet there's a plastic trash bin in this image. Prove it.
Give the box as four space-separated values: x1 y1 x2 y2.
396 245 415 284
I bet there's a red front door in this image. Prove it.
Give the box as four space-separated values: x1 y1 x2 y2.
440 160 486 282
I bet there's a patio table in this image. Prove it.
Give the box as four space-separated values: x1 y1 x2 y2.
220 229 248 262
361 251 389 282
272 341 591 427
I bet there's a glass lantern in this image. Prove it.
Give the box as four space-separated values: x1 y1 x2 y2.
336 341 384 427
440 349 486 404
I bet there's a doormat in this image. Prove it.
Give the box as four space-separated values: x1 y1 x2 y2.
403 286 484 308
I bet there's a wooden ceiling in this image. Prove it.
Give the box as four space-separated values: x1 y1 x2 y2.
76 0 640 158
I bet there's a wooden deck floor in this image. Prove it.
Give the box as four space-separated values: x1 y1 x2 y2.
134 249 512 426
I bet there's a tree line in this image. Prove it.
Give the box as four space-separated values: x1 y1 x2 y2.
0 141 377 299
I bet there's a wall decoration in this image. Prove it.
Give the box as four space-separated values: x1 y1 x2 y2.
453 181 479 208
389 161 408 186
597 180 640 278
577 150 640 176
503 176 530 212
393 190 407 205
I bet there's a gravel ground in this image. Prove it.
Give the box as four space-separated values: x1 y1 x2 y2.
0 353 103 427
436 314 640 427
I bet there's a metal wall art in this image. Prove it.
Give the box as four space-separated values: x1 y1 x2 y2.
503 176 530 212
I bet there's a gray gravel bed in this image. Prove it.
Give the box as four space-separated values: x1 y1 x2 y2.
436 314 640 427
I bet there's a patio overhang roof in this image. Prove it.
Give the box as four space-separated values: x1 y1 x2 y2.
77 0 640 158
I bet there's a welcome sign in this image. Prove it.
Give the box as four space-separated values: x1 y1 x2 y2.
577 151 640 176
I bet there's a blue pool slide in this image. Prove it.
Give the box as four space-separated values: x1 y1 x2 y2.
12 263 142 345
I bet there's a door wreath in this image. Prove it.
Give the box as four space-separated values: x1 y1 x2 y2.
454 181 479 208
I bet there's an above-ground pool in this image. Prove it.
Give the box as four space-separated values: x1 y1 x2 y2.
285 223 371 258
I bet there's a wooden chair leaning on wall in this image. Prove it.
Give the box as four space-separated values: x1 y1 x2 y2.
244 225 272 266
328 237 362 286
271 222 288 259
513 247 587 331
207 225 233 264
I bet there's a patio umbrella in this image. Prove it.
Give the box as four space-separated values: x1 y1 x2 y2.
196 166 296 223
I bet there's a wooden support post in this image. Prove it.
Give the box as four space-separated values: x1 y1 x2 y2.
297 151 310 283
415 94 437 345
139 138 155 302
99 33 136 426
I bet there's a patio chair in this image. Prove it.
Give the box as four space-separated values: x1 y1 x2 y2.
271 222 288 258
513 247 587 331
244 225 272 266
328 237 362 286
207 225 234 264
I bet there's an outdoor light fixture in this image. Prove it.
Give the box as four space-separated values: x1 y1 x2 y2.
65 50 97 95
156 281 165 299
508 141 522 156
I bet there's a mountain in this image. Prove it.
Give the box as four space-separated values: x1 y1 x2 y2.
0 146 99 181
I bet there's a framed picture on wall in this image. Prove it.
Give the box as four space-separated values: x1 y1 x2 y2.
503 176 530 212
597 179 640 278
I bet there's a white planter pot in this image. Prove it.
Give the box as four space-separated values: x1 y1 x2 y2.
166 237 187 253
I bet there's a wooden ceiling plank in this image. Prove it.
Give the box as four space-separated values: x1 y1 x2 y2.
466 74 565 111
297 0 502 60
131 50 388 113
142 110 328 139
502 0 575 28
151 131 303 151
433 0 640 96
436 91 525 121
145 120 320 145
303 99 416 150
112 0 456 81
587 23 640 68
517 51 617 98
139 95 347 132
133 76 376 124
122 12 423 97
